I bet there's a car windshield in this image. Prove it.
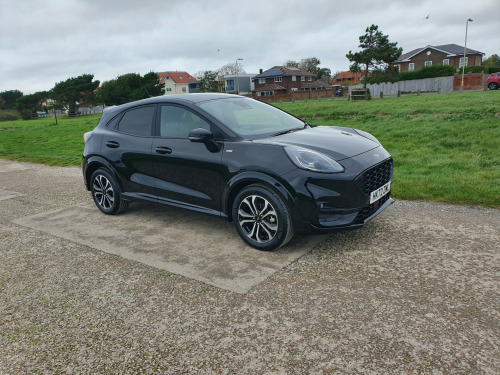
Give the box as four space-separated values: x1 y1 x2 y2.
197 97 305 138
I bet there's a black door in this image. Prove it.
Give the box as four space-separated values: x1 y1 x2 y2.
151 104 224 214
102 105 156 199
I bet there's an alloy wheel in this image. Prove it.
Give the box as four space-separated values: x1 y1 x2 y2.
92 174 115 210
238 195 278 244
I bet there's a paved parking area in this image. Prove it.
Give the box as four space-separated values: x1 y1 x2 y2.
1 160 499 374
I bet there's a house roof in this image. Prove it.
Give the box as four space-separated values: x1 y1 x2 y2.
333 71 365 80
395 44 485 62
158 71 196 84
253 83 286 91
254 66 315 79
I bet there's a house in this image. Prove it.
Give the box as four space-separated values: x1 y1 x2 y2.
333 71 366 85
223 74 255 96
252 66 332 97
392 44 484 72
157 71 197 95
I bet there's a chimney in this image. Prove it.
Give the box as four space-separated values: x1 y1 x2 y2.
259 69 263 74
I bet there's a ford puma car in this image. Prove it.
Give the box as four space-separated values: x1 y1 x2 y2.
82 94 393 251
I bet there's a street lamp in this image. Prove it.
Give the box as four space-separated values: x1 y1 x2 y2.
236 58 243 95
461 18 473 90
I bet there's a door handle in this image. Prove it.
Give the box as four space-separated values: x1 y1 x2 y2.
106 141 120 148
155 146 172 155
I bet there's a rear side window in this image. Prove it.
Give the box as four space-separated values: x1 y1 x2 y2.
117 106 155 136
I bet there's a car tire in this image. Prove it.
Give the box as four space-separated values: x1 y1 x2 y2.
488 82 498 90
232 184 294 251
90 168 129 215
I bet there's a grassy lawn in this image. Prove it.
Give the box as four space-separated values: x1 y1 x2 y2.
0 91 499 208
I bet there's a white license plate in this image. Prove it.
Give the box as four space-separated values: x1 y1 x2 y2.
370 182 391 204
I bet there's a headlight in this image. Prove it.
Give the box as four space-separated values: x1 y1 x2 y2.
354 129 380 144
285 147 344 173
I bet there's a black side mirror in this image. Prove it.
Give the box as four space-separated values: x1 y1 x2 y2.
189 128 214 143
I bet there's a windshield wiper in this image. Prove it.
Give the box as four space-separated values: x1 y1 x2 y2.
272 127 303 137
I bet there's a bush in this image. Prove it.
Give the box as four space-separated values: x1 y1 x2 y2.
399 65 456 81
0 110 20 122
461 66 500 74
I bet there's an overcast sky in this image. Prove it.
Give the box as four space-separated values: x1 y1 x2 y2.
1 0 499 94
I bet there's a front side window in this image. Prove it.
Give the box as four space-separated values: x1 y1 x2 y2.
160 105 210 139
117 106 155 136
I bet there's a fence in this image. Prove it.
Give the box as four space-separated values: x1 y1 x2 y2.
349 73 488 97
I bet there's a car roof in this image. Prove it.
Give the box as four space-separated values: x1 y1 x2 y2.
99 93 242 124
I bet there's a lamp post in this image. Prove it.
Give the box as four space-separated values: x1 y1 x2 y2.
236 58 243 95
461 18 473 90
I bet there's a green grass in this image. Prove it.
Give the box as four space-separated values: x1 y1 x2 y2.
0 114 100 166
275 91 500 208
0 91 499 208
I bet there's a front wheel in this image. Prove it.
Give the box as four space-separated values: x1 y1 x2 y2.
90 168 129 215
488 82 498 90
232 184 294 251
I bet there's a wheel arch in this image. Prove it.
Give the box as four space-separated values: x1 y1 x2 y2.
223 171 295 222
84 156 122 191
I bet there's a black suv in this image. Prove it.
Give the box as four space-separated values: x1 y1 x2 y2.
83 94 393 250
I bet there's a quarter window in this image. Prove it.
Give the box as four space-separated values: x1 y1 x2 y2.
117 106 155 136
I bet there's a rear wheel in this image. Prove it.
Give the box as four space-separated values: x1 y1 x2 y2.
90 169 129 215
232 184 294 251
488 82 498 90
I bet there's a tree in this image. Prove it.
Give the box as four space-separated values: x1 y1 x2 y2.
195 71 219 93
484 54 500 67
97 72 164 106
218 62 245 76
346 25 402 88
0 90 23 110
15 91 47 119
282 57 331 79
50 74 100 113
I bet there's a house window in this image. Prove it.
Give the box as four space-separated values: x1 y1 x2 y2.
424 61 432 67
182 87 186 92
259 78 266 84
301 76 305 82
292 76 296 81
226 80 234 91
443 59 449 65
274 76 282 82
409 63 415 71
308 77 312 81
459 57 468 67
395 65 400 72
166 88 172 92
179 76 183 80
260 91 272 96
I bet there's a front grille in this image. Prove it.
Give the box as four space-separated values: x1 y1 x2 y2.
352 159 393 224
353 193 390 223
355 159 393 195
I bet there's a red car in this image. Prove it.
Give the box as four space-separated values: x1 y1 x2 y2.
487 73 500 90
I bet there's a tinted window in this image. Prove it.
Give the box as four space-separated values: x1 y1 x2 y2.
117 106 155 136
160 105 210 138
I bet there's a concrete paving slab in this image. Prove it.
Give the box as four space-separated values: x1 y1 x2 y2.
0 159 32 173
0 189 25 201
13 202 327 293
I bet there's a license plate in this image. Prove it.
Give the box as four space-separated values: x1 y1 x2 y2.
370 182 391 204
